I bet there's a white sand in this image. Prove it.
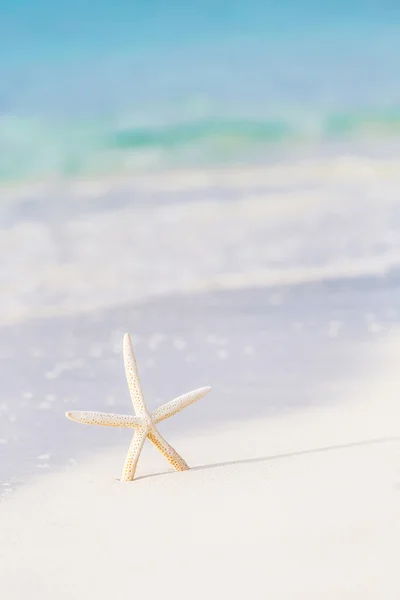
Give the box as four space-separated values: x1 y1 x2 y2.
2 331 400 599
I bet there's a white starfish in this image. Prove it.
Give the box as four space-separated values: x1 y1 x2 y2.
66 333 211 481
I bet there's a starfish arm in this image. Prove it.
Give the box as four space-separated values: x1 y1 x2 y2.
152 386 211 424
148 427 189 471
120 427 148 482
123 333 148 416
66 411 142 428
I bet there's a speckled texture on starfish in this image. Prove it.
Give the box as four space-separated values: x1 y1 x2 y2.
66 333 211 481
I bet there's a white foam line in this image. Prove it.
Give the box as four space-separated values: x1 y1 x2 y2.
203 253 400 292
2 153 400 201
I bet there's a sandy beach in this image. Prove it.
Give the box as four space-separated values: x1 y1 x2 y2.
1 153 400 597
1 318 400 598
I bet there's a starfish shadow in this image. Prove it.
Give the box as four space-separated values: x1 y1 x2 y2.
135 434 400 482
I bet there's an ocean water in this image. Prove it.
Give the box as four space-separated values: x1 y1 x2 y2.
1 0 400 182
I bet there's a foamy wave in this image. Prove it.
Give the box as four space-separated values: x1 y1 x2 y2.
0 154 399 325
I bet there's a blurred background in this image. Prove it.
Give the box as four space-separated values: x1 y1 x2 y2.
1 0 400 179
1 1 400 491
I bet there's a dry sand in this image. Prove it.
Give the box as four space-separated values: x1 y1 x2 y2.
1 331 400 599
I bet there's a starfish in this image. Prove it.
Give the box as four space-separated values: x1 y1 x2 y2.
66 333 211 481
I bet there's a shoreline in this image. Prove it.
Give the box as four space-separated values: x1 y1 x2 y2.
1 273 399 492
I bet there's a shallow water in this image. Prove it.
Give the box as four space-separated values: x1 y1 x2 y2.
1 1 400 181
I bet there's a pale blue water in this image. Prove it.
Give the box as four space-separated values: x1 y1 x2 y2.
1 1 400 181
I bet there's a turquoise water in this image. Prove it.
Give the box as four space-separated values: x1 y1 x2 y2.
1 1 400 181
